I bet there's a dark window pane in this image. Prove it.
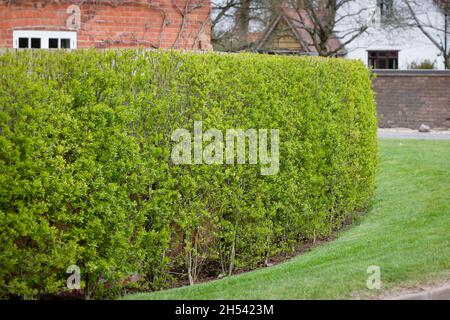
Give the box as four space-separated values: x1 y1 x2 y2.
378 0 394 18
49 38 58 49
31 38 41 49
386 52 395 58
18 38 29 48
60 39 70 49
388 59 396 69
368 51 399 69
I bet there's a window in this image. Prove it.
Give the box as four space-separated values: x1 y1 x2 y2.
377 0 394 21
13 31 77 49
49 38 59 49
18 38 29 49
31 38 41 49
60 39 71 49
368 50 399 69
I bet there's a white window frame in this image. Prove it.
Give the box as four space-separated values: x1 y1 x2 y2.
13 30 77 49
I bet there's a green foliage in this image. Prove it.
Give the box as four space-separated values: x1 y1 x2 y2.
407 59 436 70
125 140 450 300
0 50 378 299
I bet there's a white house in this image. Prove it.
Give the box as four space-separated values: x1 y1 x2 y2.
337 0 448 70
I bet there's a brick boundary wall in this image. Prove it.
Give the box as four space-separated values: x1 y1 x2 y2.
373 70 450 130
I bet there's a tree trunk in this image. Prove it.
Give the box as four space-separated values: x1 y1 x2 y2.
237 0 251 47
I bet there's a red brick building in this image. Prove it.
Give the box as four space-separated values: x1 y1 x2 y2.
0 0 212 50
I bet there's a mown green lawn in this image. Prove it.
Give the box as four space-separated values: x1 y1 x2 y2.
123 139 450 300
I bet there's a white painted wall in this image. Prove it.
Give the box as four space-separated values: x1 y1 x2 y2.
336 0 448 70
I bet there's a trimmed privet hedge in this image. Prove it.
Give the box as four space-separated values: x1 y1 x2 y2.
0 50 377 299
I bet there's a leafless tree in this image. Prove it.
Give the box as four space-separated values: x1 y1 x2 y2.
212 0 375 55
402 0 450 68
211 0 238 31
211 0 274 51
282 0 371 57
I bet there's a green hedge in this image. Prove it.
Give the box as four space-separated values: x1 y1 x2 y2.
0 50 378 299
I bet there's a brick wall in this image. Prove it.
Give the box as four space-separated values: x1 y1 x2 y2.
0 0 211 50
373 70 450 129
